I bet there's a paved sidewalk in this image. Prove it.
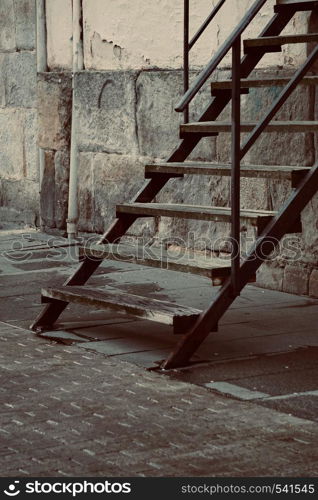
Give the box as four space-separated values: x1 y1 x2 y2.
0 229 317 476
1 321 317 477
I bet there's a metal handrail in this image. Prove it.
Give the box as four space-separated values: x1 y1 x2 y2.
179 0 268 296
183 0 226 122
189 0 226 51
178 0 267 115
178 0 317 297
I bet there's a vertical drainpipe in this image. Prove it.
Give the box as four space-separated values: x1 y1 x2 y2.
67 0 84 240
36 0 47 231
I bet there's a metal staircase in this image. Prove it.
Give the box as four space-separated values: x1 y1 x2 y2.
32 0 318 369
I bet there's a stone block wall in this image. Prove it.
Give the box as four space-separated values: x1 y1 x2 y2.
37 73 72 231
2 1 317 297
0 0 38 228
37 66 318 297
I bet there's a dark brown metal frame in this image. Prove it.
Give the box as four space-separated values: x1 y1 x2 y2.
31 0 318 370
183 0 226 123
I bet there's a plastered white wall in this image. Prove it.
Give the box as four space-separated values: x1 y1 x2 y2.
46 0 73 69
46 0 310 71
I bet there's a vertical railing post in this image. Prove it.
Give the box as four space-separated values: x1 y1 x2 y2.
231 36 241 296
183 0 190 123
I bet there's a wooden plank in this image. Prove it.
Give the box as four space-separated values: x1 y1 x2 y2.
275 0 318 11
78 243 240 285
116 202 275 236
244 33 318 49
145 162 310 186
42 286 202 335
180 121 318 136
277 0 318 4
117 203 302 235
276 0 318 6
116 202 275 222
211 76 318 91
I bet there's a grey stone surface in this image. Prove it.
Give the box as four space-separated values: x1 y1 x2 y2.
300 192 318 265
283 265 311 296
243 82 314 167
24 109 38 181
14 0 36 50
0 0 16 51
136 70 182 159
0 0 37 228
37 72 72 150
78 152 155 236
0 112 38 225
0 108 37 188
0 55 6 107
54 150 69 230
75 71 138 155
3 57 317 298
40 150 56 229
77 153 94 233
256 262 285 292
0 108 25 180
3 51 37 107
0 206 37 228
0 178 39 215
136 70 216 160
309 269 318 298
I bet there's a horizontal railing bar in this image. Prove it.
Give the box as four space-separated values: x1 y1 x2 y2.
189 0 227 50
175 0 268 112
240 44 318 159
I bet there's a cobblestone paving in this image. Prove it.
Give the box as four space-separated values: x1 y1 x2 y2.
0 322 317 477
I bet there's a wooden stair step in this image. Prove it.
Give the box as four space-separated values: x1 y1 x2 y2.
117 203 302 235
275 0 318 12
79 243 255 286
211 76 318 93
145 162 310 188
42 286 202 335
180 121 318 137
244 33 318 52
117 202 276 235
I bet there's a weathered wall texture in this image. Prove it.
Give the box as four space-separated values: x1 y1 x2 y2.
37 73 72 230
39 62 318 297
46 0 310 71
0 0 38 228
3 0 317 297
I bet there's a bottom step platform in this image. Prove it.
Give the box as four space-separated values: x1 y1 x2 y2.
41 286 202 335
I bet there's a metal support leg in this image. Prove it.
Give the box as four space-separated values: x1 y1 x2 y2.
231 37 241 296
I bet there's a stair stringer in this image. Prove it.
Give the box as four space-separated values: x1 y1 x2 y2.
163 163 318 368
30 6 300 349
